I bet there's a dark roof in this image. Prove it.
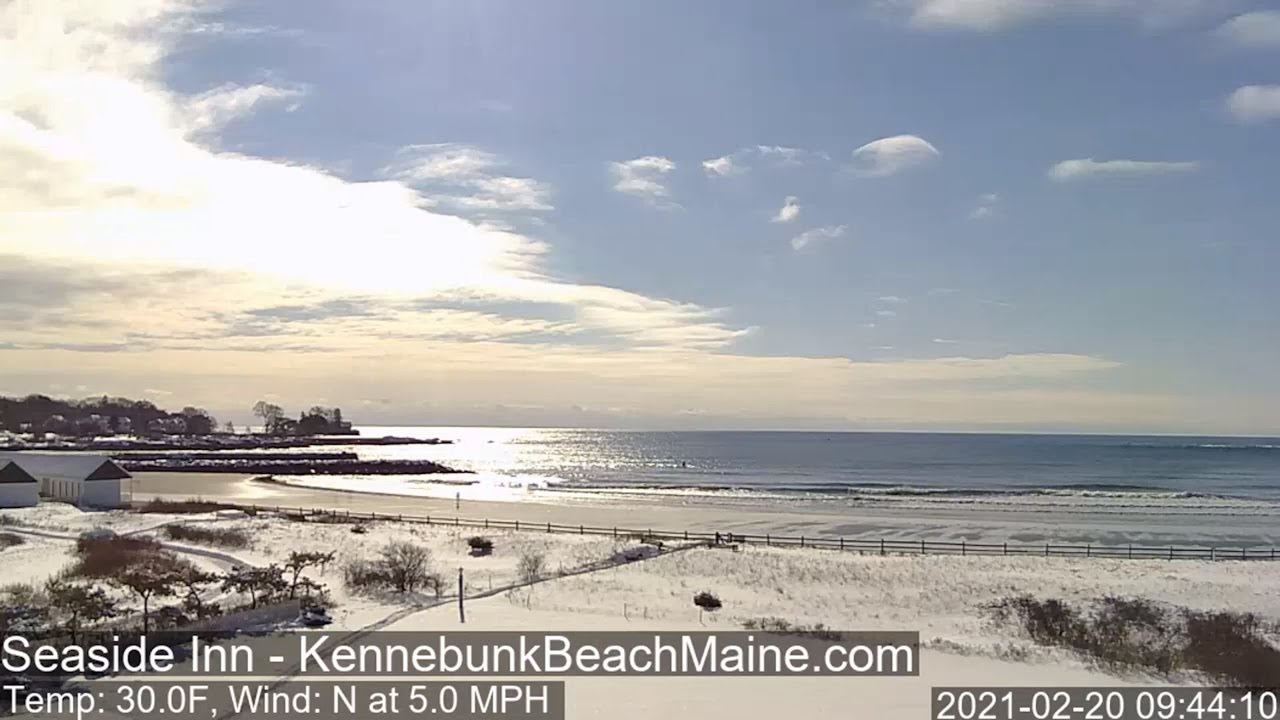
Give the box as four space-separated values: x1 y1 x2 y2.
0 452 131 482
0 461 37 484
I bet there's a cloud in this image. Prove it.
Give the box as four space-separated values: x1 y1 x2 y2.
790 225 847 251
184 83 307 133
1047 158 1200 180
932 338 960 344
875 309 898 317
702 145 829 178
382 143 552 212
611 156 677 203
771 196 801 223
970 192 999 219
890 0 1223 31
702 155 746 178
1226 85 1280 124
850 135 940 177
878 295 907 304
1216 11 1280 49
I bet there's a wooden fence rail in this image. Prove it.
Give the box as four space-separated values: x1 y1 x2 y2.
223 502 1277 562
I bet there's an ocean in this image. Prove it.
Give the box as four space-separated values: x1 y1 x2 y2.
259 428 1280 514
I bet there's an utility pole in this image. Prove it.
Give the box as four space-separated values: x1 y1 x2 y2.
458 567 465 624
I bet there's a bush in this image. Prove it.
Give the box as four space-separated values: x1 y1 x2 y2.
467 536 494 555
342 559 391 594
0 532 24 550
71 535 165 578
693 592 722 611
517 550 545 584
162 524 250 549
135 498 232 514
381 542 432 593
987 594 1280 687
741 617 842 641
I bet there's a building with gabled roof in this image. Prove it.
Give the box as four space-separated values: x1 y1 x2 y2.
0 460 39 507
0 452 129 508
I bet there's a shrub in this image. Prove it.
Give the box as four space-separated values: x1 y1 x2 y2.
135 498 231 514
467 536 494 555
342 559 391 594
741 617 842 641
986 594 1280 687
163 524 250 549
517 550 545 584
0 582 51 634
693 592 722 611
71 535 165 578
380 542 432 593
0 532 24 550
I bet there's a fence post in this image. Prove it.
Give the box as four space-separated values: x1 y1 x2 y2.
485 518 488 529
1086 544 1091 558
613 527 617 538
547 522 551 533
962 541 966 556
514 520 519 531
920 539 925 555
1168 546 1173 560
800 536 805 548
1128 544 1132 559
683 530 688 540
1210 547 1215 561
880 539 885 556
1044 544 1049 557
427 515 431 525
458 568 465 624
1003 542 1007 556
1272 548 1275 561
839 537 844 551
580 525 584 535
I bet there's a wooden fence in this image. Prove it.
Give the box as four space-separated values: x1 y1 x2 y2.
214 502 1280 562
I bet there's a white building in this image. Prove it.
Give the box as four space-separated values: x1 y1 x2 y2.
0 452 130 508
0 460 39 508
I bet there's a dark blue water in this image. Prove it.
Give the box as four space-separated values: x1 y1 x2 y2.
361 428 1280 503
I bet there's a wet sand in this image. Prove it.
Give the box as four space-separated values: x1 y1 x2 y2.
128 472 1280 547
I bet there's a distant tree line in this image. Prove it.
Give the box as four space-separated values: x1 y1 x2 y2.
252 401 353 436
0 394 218 436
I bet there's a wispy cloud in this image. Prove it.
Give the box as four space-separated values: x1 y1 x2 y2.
703 145 829 178
611 156 677 205
771 196 801 223
878 295 908 304
184 82 307 133
932 338 960 344
383 143 553 212
790 225 847 251
875 309 898 317
850 135 940 177
890 0 1223 31
1047 158 1199 181
970 192 999 220
1216 11 1280 49
1226 85 1280 124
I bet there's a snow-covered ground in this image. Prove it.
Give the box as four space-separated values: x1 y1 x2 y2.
4 503 1278 719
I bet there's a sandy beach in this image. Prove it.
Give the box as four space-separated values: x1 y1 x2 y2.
130 471 1280 547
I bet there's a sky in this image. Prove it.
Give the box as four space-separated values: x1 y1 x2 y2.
1 0 1278 434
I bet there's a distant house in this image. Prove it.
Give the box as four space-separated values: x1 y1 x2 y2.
0 461 38 508
0 452 130 508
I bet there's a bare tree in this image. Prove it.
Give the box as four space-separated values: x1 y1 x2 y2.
380 542 432 593
517 550 546 585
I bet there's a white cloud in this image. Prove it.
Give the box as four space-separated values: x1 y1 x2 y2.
184 83 307 133
878 295 907 304
932 338 960 344
702 145 828 178
1047 158 1200 180
875 309 898 317
851 135 940 177
790 225 847 251
771 196 801 223
970 192 999 219
381 143 552 212
892 0 1222 31
611 156 677 203
1216 11 1280 49
702 155 746 178
1226 85 1280 124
